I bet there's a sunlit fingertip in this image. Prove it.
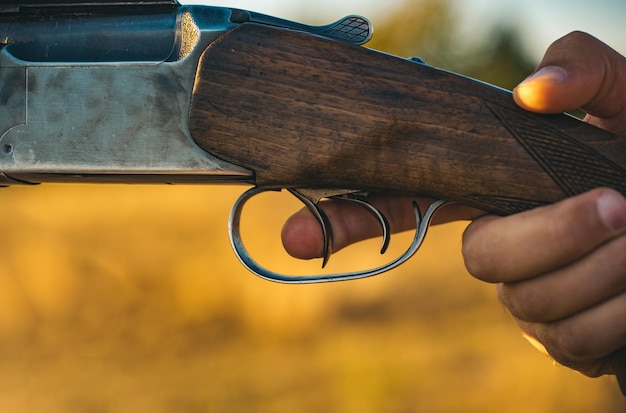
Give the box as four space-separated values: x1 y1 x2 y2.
513 66 567 112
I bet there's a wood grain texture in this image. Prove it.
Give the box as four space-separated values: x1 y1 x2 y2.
189 23 626 215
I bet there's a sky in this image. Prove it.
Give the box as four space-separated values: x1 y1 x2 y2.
184 0 626 61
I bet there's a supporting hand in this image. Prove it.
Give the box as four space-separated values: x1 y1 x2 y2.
463 31 626 378
281 31 626 380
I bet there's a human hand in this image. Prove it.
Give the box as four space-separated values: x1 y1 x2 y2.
281 31 626 383
281 194 480 260
463 31 626 379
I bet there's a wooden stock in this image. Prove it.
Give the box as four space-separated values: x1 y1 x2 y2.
188 23 626 215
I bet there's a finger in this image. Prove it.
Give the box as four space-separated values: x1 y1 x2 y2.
282 195 481 260
462 188 626 283
281 198 398 260
513 32 626 135
499 232 626 323
515 290 626 378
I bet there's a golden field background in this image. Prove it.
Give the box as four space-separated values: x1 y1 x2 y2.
0 184 625 412
3 1 626 411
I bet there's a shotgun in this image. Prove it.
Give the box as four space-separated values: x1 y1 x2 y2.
3 0 626 396
1 0 625 284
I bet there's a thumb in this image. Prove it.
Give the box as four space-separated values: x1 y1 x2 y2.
513 31 626 134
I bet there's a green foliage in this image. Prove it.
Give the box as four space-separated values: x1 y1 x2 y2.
367 0 536 89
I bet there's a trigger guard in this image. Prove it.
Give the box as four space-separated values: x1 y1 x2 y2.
227 186 447 284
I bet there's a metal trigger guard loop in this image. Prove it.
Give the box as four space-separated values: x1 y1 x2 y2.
228 186 447 284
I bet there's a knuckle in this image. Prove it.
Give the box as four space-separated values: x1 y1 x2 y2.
540 322 593 367
549 31 597 53
604 236 626 276
526 322 607 377
548 194 591 236
547 189 608 254
498 283 552 322
563 30 595 43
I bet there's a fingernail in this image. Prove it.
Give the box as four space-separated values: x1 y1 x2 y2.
597 190 626 231
514 66 568 112
520 66 568 85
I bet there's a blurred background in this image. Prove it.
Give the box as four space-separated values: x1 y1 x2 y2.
1 0 626 412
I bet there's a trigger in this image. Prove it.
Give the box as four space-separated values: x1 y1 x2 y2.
288 188 367 268
228 186 448 283
330 192 391 254
287 189 334 267
288 189 392 268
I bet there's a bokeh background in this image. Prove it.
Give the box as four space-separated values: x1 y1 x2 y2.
1 0 626 412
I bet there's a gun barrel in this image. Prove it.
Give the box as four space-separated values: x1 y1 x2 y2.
0 2 180 62
0 1 179 13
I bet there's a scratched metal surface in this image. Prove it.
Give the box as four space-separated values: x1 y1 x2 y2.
0 5 252 183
